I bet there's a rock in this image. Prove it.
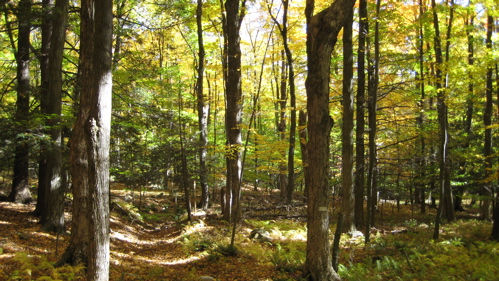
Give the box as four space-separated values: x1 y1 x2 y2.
249 228 272 243
198 276 216 281
348 230 364 238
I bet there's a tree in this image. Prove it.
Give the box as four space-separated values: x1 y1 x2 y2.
354 0 367 230
8 0 33 204
341 7 355 233
304 0 356 279
40 0 70 234
365 0 381 243
57 1 113 280
35 0 54 217
416 0 427 214
222 0 245 223
269 0 298 204
196 0 210 210
482 11 493 220
432 0 455 239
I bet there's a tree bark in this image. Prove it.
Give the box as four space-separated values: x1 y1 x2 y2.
432 0 455 239
416 0 427 215
365 0 380 244
8 0 33 204
223 0 245 223
299 110 308 202
354 0 367 230
304 0 355 280
196 0 210 211
35 0 54 217
57 1 113 280
278 52 288 198
280 0 297 204
41 0 69 234
341 8 355 233
482 13 493 220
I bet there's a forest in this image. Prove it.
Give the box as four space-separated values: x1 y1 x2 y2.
0 0 498 280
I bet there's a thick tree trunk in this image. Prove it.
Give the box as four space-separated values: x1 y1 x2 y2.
41 0 69 234
196 0 210 211
9 0 32 204
57 1 113 280
341 8 355 233
304 0 355 280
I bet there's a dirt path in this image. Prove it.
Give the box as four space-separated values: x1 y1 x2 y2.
0 201 298 280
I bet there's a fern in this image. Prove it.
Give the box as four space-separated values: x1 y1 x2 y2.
9 252 85 281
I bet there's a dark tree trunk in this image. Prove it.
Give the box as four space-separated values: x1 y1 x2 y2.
57 1 113 280
196 0 210 210
457 11 474 213
299 110 308 202
281 0 297 204
278 53 288 198
365 0 380 244
35 0 54 217
41 0 69 234
222 0 245 223
341 8 355 233
432 0 455 239
9 0 33 204
179 83 192 221
482 13 493 220
268 0 297 203
304 0 355 280
354 0 367 230
417 0 427 215
492 195 499 241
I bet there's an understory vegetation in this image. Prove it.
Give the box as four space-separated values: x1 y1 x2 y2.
1 185 497 281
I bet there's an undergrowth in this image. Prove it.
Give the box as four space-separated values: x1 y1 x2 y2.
8 252 85 281
339 219 498 280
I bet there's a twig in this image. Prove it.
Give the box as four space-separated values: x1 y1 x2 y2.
402 248 414 273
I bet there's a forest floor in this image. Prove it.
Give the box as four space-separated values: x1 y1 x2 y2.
0 184 498 280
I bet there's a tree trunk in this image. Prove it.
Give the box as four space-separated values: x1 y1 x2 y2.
223 0 245 223
278 52 288 198
179 81 192 221
354 0 367 230
482 13 493 220
57 1 113 280
268 0 297 203
41 0 69 234
8 0 33 204
281 0 297 204
299 110 308 202
341 8 355 233
432 0 455 239
304 0 355 280
196 0 210 211
365 0 380 244
35 0 54 217
416 0 427 215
